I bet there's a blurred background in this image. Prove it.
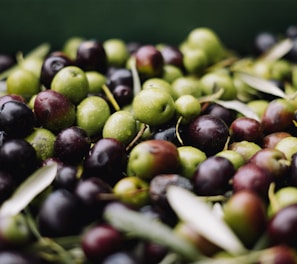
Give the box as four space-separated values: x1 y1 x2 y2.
1 0 297 54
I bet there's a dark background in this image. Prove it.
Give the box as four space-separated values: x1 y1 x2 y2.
1 0 297 54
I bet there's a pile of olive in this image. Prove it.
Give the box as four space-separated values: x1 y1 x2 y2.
1 25 297 263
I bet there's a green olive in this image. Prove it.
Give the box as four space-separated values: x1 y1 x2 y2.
183 48 208 74
132 87 175 127
102 110 138 145
86 71 106 94
26 128 56 161
6 68 40 99
76 96 111 137
186 27 225 64
113 176 150 207
142 77 173 96
103 38 129 67
174 94 201 122
171 76 202 100
200 70 237 100
216 150 245 170
51 66 89 105
161 64 184 83
177 146 207 179
62 36 85 60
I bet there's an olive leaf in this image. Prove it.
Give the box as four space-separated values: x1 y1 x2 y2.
167 186 247 256
0 163 58 217
215 99 260 121
103 203 203 261
261 38 293 62
130 56 142 95
0 42 51 80
236 71 286 98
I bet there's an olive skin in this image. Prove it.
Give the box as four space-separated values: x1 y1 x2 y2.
53 126 91 165
34 90 76 133
183 114 229 156
75 40 108 74
82 138 127 186
0 101 35 139
192 156 235 196
37 189 83 237
0 139 38 182
267 203 297 248
81 224 125 262
223 190 267 248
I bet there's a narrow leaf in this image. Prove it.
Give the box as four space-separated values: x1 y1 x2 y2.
103 203 203 261
130 56 142 95
261 38 293 62
215 99 260 121
167 186 247 255
0 163 58 217
236 72 286 98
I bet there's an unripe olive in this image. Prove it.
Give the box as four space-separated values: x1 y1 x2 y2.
223 190 267 248
113 176 150 207
102 110 138 145
76 96 111 137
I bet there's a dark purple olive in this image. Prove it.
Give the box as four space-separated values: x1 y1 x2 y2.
74 177 112 224
159 45 184 69
81 224 125 262
142 242 168 264
0 94 25 109
201 102 236 127
82 138 127 186
0 139 38 182
135 45 164 79
230 117 264 144
37 189 83 237
107 68 133 90
232 163 272 200
267 203 297 248
193 156 235 196
182 114 229 156
0 101 35 138
151 125 181 146
149 174 193 226
40 52 73 89
76 40 108 73
52 164 78 191
112 84 133 107
54 126 91 165
33 90 76 133
258 245 297 264
0 171 15 204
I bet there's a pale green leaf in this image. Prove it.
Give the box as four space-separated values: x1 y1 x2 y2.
103 203 203 261
167 186 247 256
0 163 57 217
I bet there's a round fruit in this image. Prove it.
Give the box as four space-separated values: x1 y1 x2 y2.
76 96 110 137
127 139 180 180
6 68 40 99
132 88 175 127
51 65 89 105
102 110 138 145
183 114 229 156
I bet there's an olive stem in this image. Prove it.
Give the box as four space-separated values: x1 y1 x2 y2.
268 182 281 214
126 123 148 151
102 84 121 111
175 116 184 145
